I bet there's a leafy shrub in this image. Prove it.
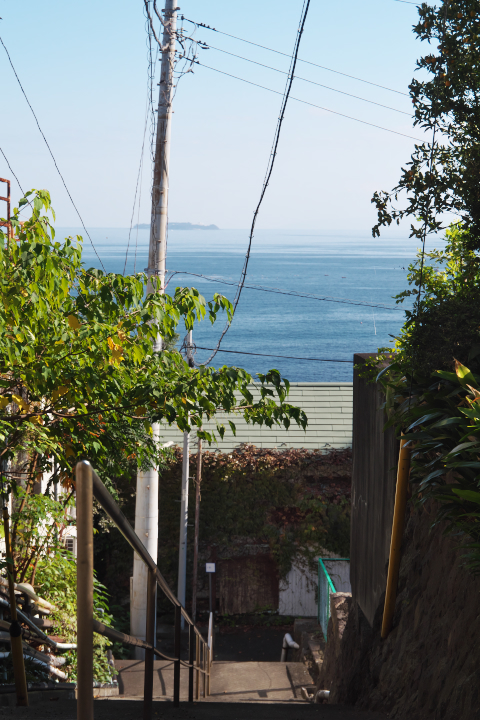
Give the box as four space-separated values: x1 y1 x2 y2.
35 549 114 683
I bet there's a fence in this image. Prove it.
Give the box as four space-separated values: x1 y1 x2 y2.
351 353 399 626
76 460 213 720
317 558 350 640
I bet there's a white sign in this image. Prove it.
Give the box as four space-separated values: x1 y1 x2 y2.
205 563 216 573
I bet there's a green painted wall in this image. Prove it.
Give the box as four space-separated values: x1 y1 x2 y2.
160 382 353 451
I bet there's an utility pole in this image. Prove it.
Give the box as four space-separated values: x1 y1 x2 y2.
191 435 202 623
177 330 193 627
131 0 177 657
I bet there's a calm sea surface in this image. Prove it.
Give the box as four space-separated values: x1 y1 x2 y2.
58 227 435 383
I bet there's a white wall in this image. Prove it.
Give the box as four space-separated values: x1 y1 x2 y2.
279 556 351 618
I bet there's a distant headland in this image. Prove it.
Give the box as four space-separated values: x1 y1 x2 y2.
133 222 219 231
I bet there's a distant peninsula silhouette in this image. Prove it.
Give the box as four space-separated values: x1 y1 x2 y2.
133 222 219 231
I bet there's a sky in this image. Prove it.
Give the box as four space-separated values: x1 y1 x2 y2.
0 0 432 231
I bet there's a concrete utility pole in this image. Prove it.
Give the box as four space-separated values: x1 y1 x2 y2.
177 330 194 627
131 0 177 657
191 436 202 623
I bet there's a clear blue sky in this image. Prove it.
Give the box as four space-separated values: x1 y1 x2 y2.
0 0 432 230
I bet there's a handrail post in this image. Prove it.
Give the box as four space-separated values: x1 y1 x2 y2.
202 642 206 698
173 605 181 707
143 568 156 720
76 461 94 720
382 437 411 638
206 647 210 697
188 624 194 702
195 634 200 700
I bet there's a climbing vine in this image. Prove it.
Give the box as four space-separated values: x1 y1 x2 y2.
94 446 352 616
157 445 351 591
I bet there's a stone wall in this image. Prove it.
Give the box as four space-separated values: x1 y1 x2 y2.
318 503 480 720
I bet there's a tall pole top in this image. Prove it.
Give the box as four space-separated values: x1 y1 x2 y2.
146 1 178 297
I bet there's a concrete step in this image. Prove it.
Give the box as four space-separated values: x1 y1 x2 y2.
208 661 315 703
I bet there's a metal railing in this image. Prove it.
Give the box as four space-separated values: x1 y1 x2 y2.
0 178 11 241
76 461 213 720
317 557 350 640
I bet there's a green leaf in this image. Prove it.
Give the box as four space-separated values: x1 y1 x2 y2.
452 489 480 505
445 441 480 456
430 417 463 429
455 361 478 389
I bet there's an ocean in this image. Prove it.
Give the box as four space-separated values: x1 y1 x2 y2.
59 227 431 383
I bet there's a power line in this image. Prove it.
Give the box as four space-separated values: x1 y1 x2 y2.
191 346 354 364
0 35 106 272
202 0 313 365
0 147 25 196
124 93 149 275
194 60 422 142
182 16 408 97
197 45 411 116
0 147 50 226
166 270 403 311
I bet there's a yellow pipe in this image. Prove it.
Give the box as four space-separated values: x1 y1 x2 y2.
2 506 28 706
381 437 411 639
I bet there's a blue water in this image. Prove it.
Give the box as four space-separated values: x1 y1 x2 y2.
58 227 429 382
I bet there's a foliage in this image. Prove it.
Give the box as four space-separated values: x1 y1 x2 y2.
35 549 114 682
0 489 114 682
0 188 308 659
155 445 351 595
216 609 294 628
93 446 351 616
363 229 480 574
372 0 480 250
378 359 480 573
0 189 307 499
362 223 480 382
0 654 50 685
8 488 75 584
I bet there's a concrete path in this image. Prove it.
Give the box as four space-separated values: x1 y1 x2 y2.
0 698 389 719
208 661 315 702
0 660 388 718
115 659 315 703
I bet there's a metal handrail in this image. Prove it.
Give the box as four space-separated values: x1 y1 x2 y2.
92 620 210 671
317 557 350 640
91 469 204 637
318 558 337 594
76 461 212 720
0 597 77 651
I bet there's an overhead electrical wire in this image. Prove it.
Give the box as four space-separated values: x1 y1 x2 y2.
193 59 422 142
0 147 25 196
124 97 149 276
181 16 408 97
166 270 403 311
201 0 313 365
192 346 354 364
195 45 411 116
0 35 106 272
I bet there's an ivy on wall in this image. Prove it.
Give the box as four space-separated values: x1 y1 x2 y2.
94 445 352 615
158 445 352 592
